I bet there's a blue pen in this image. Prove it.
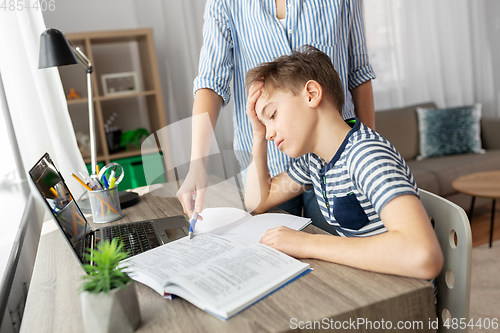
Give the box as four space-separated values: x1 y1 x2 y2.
102 174 109 189
188 211 198 239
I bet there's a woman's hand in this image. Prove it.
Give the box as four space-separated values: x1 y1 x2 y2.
246 81 266 140
176 160 207 220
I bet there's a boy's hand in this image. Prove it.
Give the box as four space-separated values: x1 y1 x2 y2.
246 81 266 139
259 226 312 258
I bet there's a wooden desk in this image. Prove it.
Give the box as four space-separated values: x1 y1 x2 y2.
20 180 436 333
452 170 500 247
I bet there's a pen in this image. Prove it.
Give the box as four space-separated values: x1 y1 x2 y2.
188 211 198 239
102 174 109 189
79 171 91 184
88 176 103 190
109 176 116 189
109 165 117 189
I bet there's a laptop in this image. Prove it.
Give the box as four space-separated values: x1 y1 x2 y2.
29 153 190 264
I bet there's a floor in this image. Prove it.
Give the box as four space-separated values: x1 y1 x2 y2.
470 239 500 332
469 201 500 248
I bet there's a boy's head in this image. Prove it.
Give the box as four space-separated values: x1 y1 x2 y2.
246 45 344 114
245 45 345 158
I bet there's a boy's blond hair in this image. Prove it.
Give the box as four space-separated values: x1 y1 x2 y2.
246 45 344 113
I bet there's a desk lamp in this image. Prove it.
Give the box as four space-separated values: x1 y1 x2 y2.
38 28 140 209
38 28 98 178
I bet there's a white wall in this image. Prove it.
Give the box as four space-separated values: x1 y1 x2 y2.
43 1 238 174
42 0 154 150
42 0 138 33
484 0 500 116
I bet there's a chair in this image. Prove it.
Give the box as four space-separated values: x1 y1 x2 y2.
419 189 472 333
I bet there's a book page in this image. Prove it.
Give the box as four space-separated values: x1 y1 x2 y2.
121 234 247 294
208 213 311 244
164 244 310 313
193 207 251 234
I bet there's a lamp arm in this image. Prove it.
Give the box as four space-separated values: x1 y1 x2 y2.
72 47 97 176
87 71 97 177
74 47 93 74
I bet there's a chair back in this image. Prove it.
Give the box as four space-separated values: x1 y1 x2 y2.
419 189 472 333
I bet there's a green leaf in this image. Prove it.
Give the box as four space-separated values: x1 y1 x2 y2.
81 239 131 294
120 130 137 150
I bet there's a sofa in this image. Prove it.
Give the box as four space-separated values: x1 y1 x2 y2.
375 102 500 209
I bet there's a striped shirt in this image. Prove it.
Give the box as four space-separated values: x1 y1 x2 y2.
287 118 419 237
193 0 376 177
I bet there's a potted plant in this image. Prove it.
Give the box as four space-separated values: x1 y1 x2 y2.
120 128 150 151
80 239 141 333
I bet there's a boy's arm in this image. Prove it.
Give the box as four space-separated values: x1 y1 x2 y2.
244 83 307 213
260 194 444 279
244 145 307 213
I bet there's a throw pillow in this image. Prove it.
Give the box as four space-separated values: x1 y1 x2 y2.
416 104 484 160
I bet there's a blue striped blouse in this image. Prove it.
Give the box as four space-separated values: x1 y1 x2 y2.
193 0 376 177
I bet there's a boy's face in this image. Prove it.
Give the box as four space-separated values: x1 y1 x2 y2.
254 85 316 158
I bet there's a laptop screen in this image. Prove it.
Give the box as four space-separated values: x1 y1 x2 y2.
29 153 90 262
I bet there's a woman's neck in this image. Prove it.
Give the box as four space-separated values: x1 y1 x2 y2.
276 0 286 19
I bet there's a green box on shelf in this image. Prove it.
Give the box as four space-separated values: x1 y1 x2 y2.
86 153 166 191
110 153 166 191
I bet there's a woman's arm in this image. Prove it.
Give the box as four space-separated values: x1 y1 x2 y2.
350 80 375 130
177 89 223 217
347 0 376 129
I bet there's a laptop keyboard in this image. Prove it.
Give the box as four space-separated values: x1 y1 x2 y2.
103 221 161 256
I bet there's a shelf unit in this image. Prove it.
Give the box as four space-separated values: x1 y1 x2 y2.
60 28 174 183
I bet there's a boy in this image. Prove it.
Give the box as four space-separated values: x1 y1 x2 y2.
244 46 443 279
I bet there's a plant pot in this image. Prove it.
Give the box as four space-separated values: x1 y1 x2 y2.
80 282 141 333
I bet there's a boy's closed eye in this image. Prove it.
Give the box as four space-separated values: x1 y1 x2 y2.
257 100 273 123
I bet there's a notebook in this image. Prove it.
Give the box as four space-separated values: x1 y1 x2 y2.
29 153 190 264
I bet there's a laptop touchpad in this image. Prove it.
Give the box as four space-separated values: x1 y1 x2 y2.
164 226 188 240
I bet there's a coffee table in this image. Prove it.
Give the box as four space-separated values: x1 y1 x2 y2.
452 170 500 247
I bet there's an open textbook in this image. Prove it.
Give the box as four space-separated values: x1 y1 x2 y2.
192 207 312 242
121 208 312 320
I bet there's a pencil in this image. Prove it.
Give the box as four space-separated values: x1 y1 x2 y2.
75 211 86 225
72 173 93 191
50 187 59 198
100 198 119 215
100 199 105 217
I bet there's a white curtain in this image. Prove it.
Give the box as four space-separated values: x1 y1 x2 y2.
133 0 237 172
0 10 87 197
363 0 497 117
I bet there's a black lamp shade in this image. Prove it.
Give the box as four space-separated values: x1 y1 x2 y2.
38 28 78 69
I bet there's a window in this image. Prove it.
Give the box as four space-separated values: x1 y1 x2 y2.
363 0 403 92
0 78 19 183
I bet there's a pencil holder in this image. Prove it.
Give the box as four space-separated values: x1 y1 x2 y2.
88 186 122 223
